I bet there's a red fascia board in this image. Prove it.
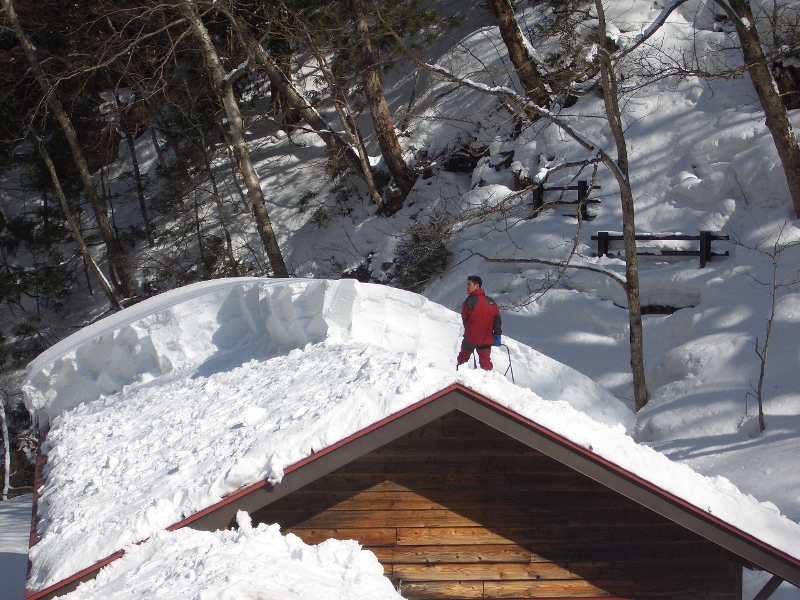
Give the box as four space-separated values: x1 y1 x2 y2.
24 551 125 600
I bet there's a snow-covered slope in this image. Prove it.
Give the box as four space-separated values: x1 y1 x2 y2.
5 0 800 597
0 494 31 600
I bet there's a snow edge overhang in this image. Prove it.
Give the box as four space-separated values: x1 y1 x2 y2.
25 383 800 599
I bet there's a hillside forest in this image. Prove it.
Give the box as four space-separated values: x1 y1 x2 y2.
2 0 800 513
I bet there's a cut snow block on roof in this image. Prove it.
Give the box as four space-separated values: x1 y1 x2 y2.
22 278 633 431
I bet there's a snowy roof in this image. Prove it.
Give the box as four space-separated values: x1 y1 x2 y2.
22 278 800 595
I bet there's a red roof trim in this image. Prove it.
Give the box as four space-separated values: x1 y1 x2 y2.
24 551 125 600
170 383 460 529
25 381 800 599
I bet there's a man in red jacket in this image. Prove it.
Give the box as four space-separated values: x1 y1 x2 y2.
457 275 502 371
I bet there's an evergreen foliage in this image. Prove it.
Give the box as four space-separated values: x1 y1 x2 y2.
392 216 451 290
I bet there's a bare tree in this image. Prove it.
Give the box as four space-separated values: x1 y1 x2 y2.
709 0 800 219
37 133 122 311
487 0 549 105
2 0 136 298
595 0 647 409
117 97 156 248
278 8 384 207
214 0 369 183
1 396 9 501
740 222 800 433
350 0 417 207
197 131 239 276
179 0 289 277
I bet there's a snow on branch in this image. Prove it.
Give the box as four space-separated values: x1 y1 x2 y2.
611 0 691 61
223 57 249 84
419 59 616 178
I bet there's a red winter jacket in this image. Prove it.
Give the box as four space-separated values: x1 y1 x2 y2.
461 289 502 347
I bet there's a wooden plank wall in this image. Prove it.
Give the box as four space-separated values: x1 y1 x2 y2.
251 411 741 599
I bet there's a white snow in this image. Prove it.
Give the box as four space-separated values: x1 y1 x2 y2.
18 278 800 594
0 494 32 600
23 278 632 431
55 511 402 600
3 0 800 597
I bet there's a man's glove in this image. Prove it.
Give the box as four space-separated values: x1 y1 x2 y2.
494 334 501 347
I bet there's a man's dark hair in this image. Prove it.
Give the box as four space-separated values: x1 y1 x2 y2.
467 275 482 288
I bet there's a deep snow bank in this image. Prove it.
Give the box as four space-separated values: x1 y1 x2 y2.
23 278 632 430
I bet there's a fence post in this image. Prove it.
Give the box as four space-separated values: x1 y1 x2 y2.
597 231 610 257
578 180 590 220
531 185 544 218
699 230 711 268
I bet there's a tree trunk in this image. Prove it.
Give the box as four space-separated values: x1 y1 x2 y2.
193 190 205 276
1 399 10 501
122 125 156 247
38 136 121 311
306 38 384 208
157 125 191 212
219 123 251 214
333 90 384 207
487 0 549 105
215 0 367 182
150 127 168 172
200 134 239 275
718 0 800 219
2 0 136 298
596 0 648 410
180 0 289 278
350 0 417 204
266 37 300 127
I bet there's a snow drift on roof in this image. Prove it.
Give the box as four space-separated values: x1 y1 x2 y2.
23 278 633 430
24 278 800 593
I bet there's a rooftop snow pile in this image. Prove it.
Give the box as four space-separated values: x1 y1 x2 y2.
23 278 632 429
24 278 635 590
56 511 403 600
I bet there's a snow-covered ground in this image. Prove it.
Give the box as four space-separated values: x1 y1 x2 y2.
3 0 800 598
0 494 31 600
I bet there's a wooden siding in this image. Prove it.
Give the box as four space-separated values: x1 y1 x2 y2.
251 411 741 599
